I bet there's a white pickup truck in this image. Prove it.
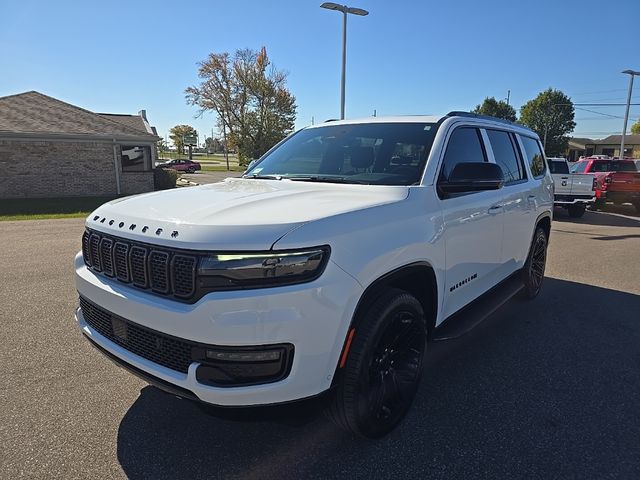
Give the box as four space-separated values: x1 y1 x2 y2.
548 157 596 217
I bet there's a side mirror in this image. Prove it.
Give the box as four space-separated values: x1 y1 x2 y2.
439 162 504 194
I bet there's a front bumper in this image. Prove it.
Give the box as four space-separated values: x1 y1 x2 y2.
75 252 363 406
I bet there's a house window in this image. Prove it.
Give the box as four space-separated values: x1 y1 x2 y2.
120 145 151 172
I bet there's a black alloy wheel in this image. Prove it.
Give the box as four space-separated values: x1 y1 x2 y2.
327 289 427 438
522 227 548 299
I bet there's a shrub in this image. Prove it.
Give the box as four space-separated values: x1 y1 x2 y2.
154 168 178 190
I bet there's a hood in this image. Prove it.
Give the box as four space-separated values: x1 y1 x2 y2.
86 178 409 250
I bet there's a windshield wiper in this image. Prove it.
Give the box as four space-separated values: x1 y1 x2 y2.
243 173 283 180
287 176 370 185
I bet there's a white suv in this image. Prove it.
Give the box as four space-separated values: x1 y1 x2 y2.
75 112 553 437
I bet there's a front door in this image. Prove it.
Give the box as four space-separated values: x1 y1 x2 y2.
438 126 505 320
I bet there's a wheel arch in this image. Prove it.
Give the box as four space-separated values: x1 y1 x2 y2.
535 211 552 241
331 262 438 387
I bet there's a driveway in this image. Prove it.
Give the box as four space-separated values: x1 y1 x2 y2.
1 209 639 478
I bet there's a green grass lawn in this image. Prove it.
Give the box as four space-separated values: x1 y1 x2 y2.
0 196 117 221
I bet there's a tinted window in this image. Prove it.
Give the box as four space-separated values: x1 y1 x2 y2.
570 161 588 173
520 136 546 177
591 160 637 172
487 130 523 183
246 123 437 185
549 160 569 174
440 127 486 180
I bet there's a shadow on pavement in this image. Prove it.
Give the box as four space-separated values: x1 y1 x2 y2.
116 278 640 479
554 207 640 228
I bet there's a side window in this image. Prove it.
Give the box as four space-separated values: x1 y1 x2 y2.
520 136 546 178
486 130 524 183
440 127 486 180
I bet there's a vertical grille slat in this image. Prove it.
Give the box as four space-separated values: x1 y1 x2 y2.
172 255 197 298
81 229 198 301
114 242 130 282
99 238 114 276
149 251 170 293
82 231 92 267
89 234 102 271
129 246 148 288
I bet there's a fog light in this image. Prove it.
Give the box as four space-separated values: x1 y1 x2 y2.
205 349 281 362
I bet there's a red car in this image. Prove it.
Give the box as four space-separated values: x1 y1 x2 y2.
571 157 640 212
157 159 202 173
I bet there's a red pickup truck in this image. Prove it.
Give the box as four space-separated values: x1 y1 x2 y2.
571 157 640 212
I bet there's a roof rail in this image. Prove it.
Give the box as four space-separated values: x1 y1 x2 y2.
324 118 339 123
446 111 535 133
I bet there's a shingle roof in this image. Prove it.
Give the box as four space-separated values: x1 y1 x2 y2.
0 91 157 139
592 134 640 145
98 113 150 134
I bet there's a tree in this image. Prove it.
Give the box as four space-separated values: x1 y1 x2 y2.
204 137 224 153
519 88 575 156
186 47 296 165
631 119 640 135
472 97 516 122
169 125 197 154
157 138 167 156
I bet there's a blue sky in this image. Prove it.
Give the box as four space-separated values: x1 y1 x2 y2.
2 0 639 144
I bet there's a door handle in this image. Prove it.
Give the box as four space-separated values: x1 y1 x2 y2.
488 205 503 214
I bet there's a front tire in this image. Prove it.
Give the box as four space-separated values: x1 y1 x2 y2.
568 204 586 218
327 289 427 438
521 227 548 299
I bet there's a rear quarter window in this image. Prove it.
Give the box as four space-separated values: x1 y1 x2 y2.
520 136 546 178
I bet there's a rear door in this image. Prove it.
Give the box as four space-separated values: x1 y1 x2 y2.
438 126 505 319
485 129 535 272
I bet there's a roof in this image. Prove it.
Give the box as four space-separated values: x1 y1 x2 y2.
0 91 158 140
306 112 535 135
568 137 594 147
588 134 640 145
98 113 150 135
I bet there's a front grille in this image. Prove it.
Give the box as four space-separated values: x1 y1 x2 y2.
79 296 194 373
82 229 197 301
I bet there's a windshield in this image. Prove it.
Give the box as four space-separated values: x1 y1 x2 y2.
244 122 437 185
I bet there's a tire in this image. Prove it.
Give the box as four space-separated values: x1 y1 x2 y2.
633 201 640 214
327 289 427 438
186 167 195 174
520 227 548 300
567 204 586 218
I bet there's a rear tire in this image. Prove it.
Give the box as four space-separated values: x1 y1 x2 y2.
327 289 427 438
568 204 586 218
633 201 640 214
520 227 548 299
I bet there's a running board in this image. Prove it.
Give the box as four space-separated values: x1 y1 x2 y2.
431 272 525 341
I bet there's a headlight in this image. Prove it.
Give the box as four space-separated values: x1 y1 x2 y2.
197 246 330 291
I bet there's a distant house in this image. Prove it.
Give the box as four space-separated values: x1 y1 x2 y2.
567 134 640 161
0 91 160 199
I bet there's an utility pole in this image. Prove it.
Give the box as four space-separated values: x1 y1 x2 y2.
620 70 640 159
222 120 229 171
506 90 511 106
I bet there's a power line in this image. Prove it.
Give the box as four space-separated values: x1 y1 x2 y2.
574 107 623 119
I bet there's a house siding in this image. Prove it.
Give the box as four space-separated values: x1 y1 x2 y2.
0 139 153 198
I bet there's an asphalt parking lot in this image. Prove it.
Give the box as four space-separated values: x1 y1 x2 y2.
1 208 639 479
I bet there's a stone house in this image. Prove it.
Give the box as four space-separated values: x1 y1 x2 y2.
0 91 160 198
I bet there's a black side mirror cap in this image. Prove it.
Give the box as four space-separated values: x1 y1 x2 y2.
439 162 505 194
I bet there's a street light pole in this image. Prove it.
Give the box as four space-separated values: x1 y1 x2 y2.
320 3 369 120
620 69 640 159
